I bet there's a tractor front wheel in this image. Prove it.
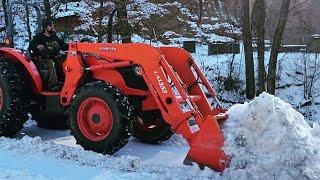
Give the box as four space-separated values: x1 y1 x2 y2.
69 82 133 154
0 58 29 136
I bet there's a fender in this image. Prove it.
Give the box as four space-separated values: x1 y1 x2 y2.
0 47 42 93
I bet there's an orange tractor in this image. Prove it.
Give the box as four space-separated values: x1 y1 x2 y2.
0 1 229 171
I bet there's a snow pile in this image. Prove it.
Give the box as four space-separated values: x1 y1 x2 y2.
222 92 320 180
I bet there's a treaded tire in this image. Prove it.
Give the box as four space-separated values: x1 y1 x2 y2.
69 81 133 154
0 58 29 136
133 110 173 144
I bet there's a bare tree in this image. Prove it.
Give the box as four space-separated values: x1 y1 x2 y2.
304 0 319 35
267 0 291 94
252 0 266 94
43 0 52 21
242 0 255 99
0 0 8 32
213 0 223 18
41 0 63 20
223 0 241 19
302 54 320 99
97 0 104 42
198 0 203 26
115 0 132 43
288 53 320 99
25 6 32 41
80 0 112 42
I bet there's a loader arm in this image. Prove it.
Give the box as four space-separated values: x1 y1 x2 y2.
61 42 229 171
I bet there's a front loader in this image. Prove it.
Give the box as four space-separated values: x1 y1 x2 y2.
0 0 230 171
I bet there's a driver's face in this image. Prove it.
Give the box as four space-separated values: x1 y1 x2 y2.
45 24 56 34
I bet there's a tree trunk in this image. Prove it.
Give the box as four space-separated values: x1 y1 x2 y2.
198 0 203 26
26 7 32 42
97 0 103 43
2 0 8 27
116 0 131 43
267 0 291 94
242 0 255 99
43 0 52 21
213 0 223 17
253 0 266 94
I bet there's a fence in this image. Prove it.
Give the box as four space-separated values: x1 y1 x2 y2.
252 39 271 51
208 41 240 55
279 45 307 53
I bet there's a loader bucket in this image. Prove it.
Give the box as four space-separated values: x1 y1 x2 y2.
184 115 230 171
153 47 230 171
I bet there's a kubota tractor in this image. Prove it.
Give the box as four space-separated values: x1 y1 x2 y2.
0 1 229 171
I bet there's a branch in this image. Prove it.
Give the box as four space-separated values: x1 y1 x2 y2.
289 0 309 12
89 24 98 36
286 72 303 83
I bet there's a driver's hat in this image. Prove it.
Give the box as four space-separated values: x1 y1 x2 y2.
42 19 54 29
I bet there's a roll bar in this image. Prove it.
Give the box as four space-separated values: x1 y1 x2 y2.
7 0 42 47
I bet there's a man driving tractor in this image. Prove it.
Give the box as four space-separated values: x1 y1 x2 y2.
28 19 68 91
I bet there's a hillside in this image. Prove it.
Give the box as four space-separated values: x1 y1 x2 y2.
53 0 240 44
1 0 319 45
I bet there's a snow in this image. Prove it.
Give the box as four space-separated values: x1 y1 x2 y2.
6 125 207 179
223 93 320 180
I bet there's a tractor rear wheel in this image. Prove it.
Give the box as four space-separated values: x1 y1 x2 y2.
133 110 173 143
0 58 29 136
69 81 133 154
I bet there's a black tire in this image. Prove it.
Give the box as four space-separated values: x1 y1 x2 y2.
133 110 173 144
29 104 69 130
69 81 133 154
0 58 29 136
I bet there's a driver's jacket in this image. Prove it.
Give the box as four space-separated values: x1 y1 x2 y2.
28 33 68 59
